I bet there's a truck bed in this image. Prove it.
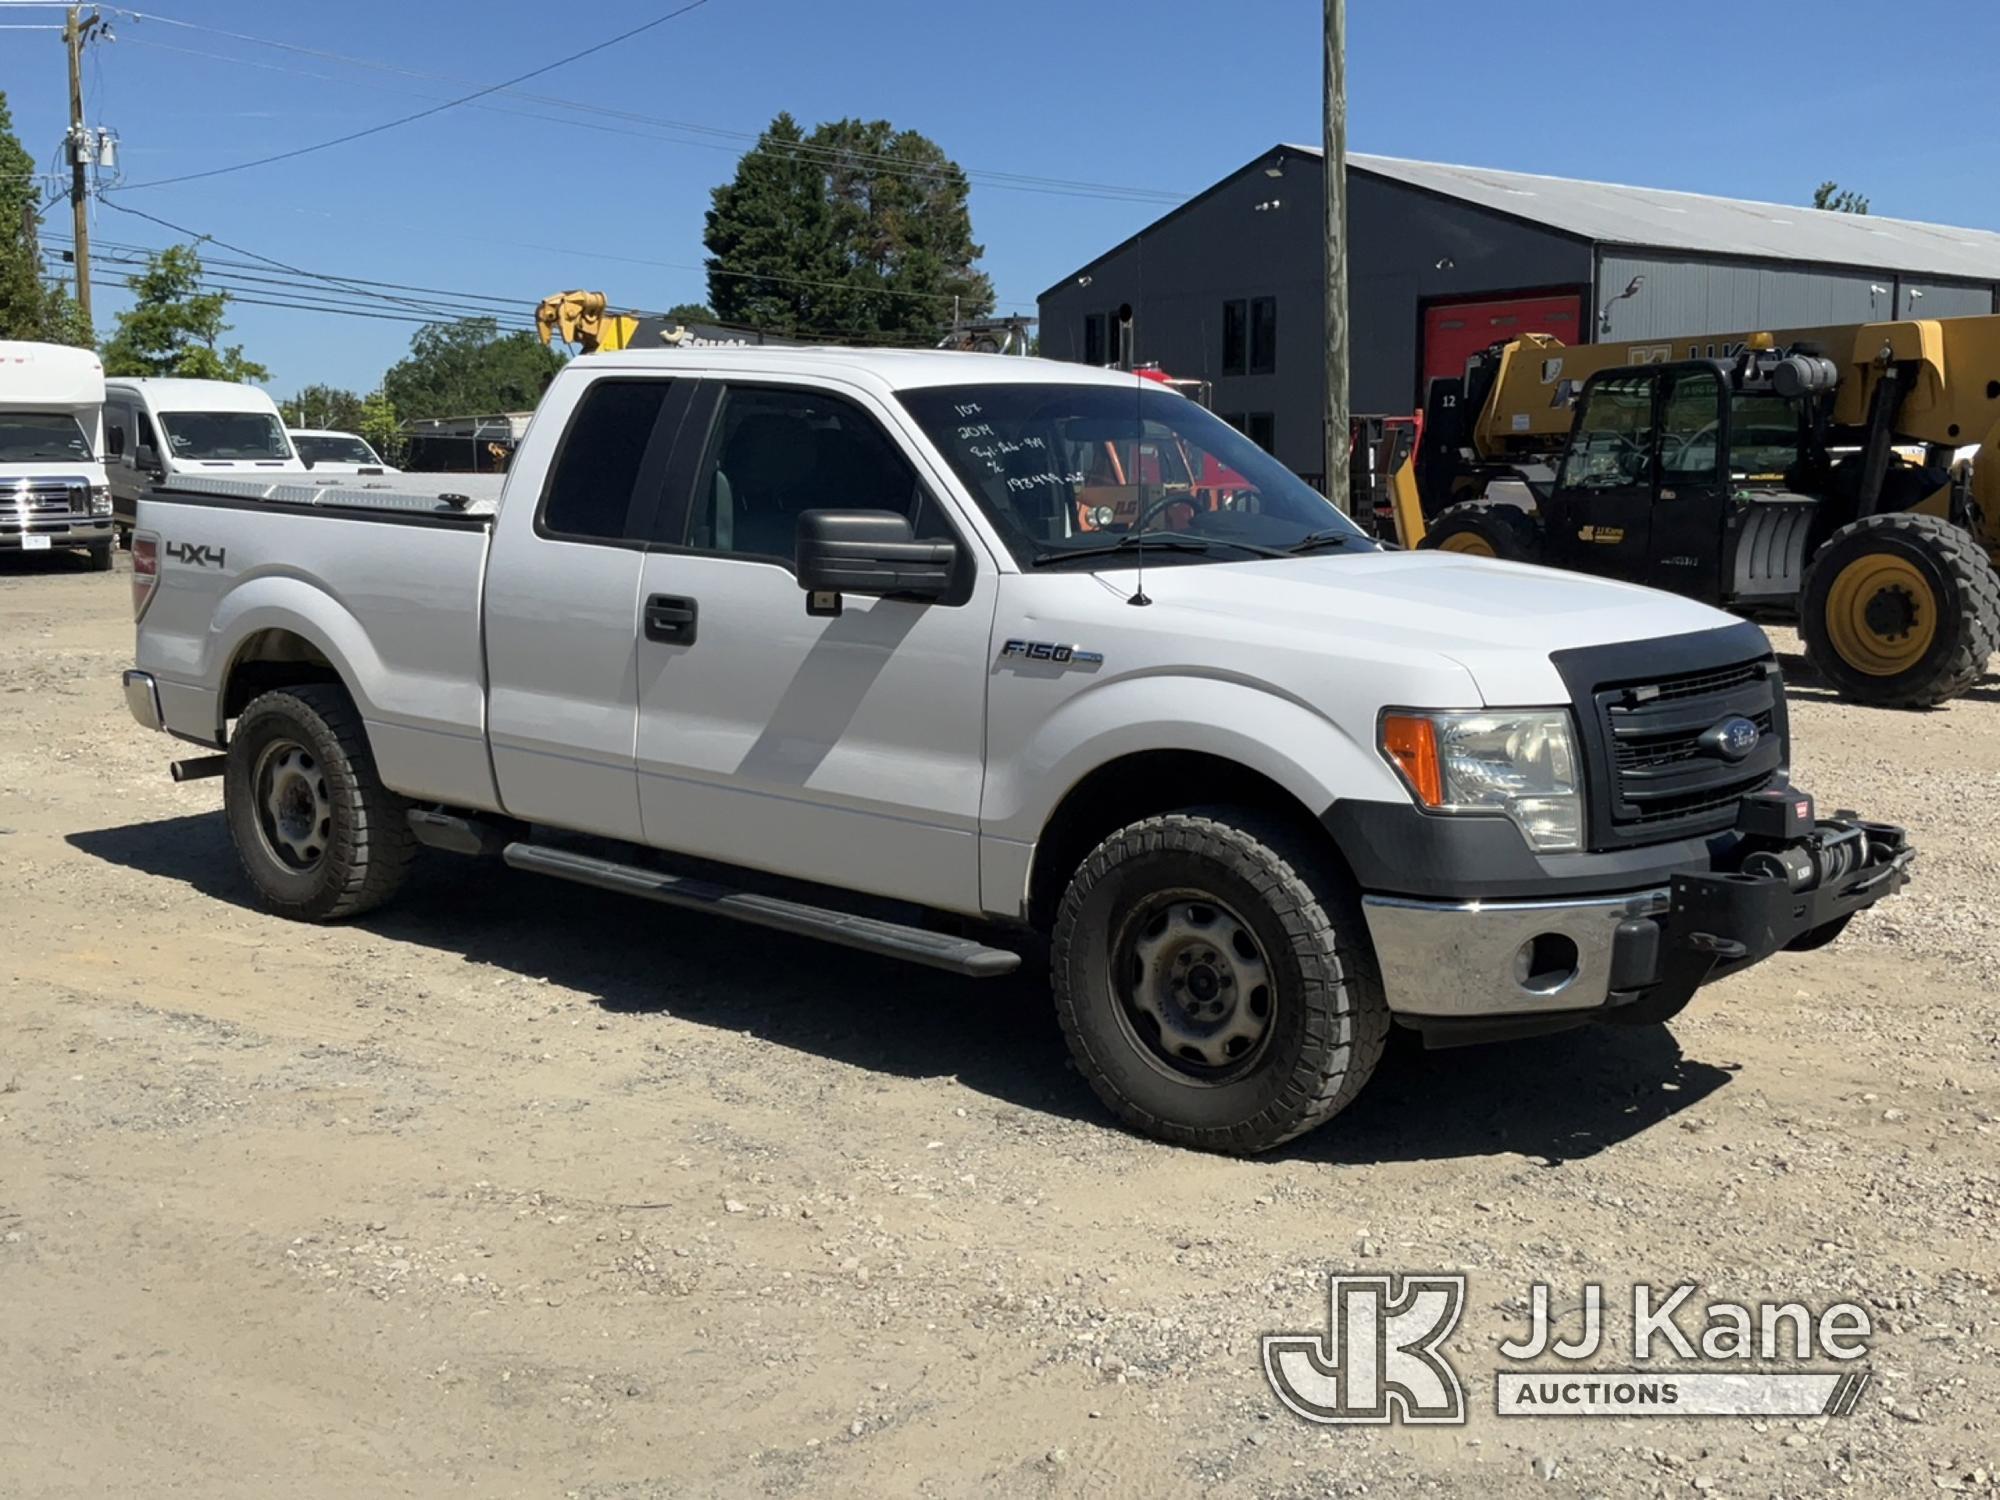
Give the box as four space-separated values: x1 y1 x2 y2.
135 481 500 809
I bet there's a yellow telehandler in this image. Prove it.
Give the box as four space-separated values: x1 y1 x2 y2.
1389 316 2000 707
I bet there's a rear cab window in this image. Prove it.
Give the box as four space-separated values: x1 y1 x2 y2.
536 378 683 544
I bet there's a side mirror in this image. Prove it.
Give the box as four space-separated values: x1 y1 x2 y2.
134 444 163 479
298 453 316 469
795 510 955 612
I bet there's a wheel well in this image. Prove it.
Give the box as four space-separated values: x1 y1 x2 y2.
1027 750 1352 928
221 629 346 729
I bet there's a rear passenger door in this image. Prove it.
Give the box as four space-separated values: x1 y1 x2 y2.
483 375 692 839
630 379 996 912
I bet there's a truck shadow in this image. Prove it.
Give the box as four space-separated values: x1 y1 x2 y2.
1773 646 2000 706
67 812 1733 1166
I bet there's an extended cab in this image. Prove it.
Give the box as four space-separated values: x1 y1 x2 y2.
122 350 1913 1153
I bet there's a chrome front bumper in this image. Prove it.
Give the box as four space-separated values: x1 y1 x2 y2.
123 669 164 732
1362 888 1671 1018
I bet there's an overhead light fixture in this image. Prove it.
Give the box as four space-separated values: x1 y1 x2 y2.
1434 255 1455 271
1597 275 1645 334
1077 274 1093 287
1265 153 1286 179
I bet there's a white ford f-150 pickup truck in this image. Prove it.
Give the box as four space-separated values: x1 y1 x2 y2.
122 348 1912 1153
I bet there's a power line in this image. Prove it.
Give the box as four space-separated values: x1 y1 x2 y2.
108 10 1187 205
111 0 717 192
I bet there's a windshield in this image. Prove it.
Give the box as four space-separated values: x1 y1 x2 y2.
159 410 292 461
897 381 1375 568
0 411 93 463
295 434 379 466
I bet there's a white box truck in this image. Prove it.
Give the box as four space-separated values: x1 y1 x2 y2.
0 341 115 569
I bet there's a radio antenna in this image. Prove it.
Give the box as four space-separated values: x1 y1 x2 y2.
1121 303 1150 606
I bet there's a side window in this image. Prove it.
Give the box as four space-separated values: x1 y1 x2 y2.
1221 299 1247 376
1559 373 1656 490
1659 369 1724 481
538 378 674 542
685 386 951 562
105 402 127 458
1249 296 1277 374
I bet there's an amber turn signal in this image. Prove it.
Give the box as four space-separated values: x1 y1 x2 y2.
1380 713 1444 807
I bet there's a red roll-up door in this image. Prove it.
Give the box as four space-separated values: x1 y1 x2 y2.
1422 292 1583 388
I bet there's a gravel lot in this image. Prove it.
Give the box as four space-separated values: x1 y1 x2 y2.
2 549 1996 1499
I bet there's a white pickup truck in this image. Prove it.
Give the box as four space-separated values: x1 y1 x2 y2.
122 348 1912 1153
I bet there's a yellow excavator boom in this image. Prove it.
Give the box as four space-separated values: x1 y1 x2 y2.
535 290 640 355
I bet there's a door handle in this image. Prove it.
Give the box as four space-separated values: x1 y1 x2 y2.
644 594 698 645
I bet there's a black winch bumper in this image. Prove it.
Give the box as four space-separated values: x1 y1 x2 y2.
1365 786 1914 1047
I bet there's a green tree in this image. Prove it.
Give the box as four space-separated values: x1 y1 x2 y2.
1812 181 1870 215
281 384 365 431
357 387 399 463
1 89 91 346
704 113 992 344
663 300 716 323
100 243 268 380
379 317 564 420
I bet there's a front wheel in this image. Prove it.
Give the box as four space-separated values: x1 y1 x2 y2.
1799 512 2000 707
87 540 114 572
1050 808 1389 1154
224 683 414 921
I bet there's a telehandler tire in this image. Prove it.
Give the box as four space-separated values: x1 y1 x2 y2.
1419 499 1544 562
1799 512 2000 708
1050 806 1390 1155
224 683 414 921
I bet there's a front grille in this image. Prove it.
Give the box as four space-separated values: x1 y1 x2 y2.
1592 658 1785 846
3 479 89 517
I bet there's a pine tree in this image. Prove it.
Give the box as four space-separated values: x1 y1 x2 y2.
704 113 993 344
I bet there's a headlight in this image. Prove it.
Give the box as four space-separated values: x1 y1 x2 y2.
1090 505 1117 528
1380 709 1583 852
90 485 112 515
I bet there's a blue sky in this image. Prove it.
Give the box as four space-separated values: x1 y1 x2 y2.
5 0 1994 397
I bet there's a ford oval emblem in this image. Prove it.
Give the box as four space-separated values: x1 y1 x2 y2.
1699 715 1761 761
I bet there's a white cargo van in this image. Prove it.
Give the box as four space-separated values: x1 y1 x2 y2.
0 341 115 569
104 377 306 540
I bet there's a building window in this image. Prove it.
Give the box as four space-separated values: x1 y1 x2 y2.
1083 313 1107 366
1221 300 1246 375
1250 296 1276 374
1245 413 1275 453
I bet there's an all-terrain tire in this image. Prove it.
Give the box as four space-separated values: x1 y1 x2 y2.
224 683 414 921
87 540 114 572
1419 499 1544 562
1050 807 1390 1155
1799 512 2000 708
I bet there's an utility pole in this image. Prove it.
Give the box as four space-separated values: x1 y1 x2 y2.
63 6 96 328
1322 0 1350 512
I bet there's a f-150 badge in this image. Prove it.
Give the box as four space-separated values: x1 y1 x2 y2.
998 639 1104 667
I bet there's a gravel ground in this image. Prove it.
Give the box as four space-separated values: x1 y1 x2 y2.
1 549 1996 1499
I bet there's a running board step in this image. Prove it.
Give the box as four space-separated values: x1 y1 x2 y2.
501 842 1022 979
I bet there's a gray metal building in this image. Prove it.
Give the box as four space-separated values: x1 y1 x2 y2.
1039 146 2000 483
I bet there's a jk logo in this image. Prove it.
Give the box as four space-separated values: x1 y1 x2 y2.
1262 1273 1467 1425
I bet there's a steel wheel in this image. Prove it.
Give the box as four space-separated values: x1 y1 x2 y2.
1437 532 1496 556
1111 890 1275 1082
252 738 331 872
1822 552 1937 676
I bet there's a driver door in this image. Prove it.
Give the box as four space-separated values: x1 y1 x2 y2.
631 378 998 912
1544 370 1657 582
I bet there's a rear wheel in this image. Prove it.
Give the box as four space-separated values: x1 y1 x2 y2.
224 683 413 921
1420 499 1543 562
1050 808 1389 1154
1800 512 2000 707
